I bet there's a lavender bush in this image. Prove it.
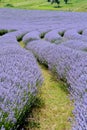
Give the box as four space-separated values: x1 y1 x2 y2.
64 29 87 42
83 29 87 36
10 30 29 41
38 27 51 38
0 44 43 130
22 31 40 44
62 40 87 51
0 33 19 45
44 30 62 42
26 40 87 130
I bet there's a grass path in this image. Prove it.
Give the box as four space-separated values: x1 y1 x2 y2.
19 42 73 130
24 64 74 130
0 0 87 12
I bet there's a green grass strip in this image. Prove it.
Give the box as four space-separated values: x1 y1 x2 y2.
37 65 73 130
23 64 74 130
19 41 74 130
0 0 87 12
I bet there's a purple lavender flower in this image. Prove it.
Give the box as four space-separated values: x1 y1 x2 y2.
26 39 87 130
44 30 62 42
62 40 87 51
0 45 43 129
22 31 40 44
1 8 87 130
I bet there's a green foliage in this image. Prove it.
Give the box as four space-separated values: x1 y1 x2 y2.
39 32 46 39
78 30 83 35
32 96 45 108
0 30 8 36
4 4 14 7
16 94 36 130
64 0 68 4
18 95 44 130
51 0 60 5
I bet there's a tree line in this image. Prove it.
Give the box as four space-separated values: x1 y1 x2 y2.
47 0 68 5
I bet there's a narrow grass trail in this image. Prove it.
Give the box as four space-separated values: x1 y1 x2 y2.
25 65 73 130
19 42 73 130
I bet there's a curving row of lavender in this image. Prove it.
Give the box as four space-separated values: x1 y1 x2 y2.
0 31 43 129
1 8 87 130
25 40 87 130
22 27 87 52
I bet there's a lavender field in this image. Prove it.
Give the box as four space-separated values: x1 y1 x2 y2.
0 8 87 130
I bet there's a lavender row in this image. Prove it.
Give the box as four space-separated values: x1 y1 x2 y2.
1 8 87 31
43 28 87 52
2 26 87 53
21 28 87 53
26 40 87 95
62 40 87 51
26 40 87 130
0 29 30 43
0 43 43 130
